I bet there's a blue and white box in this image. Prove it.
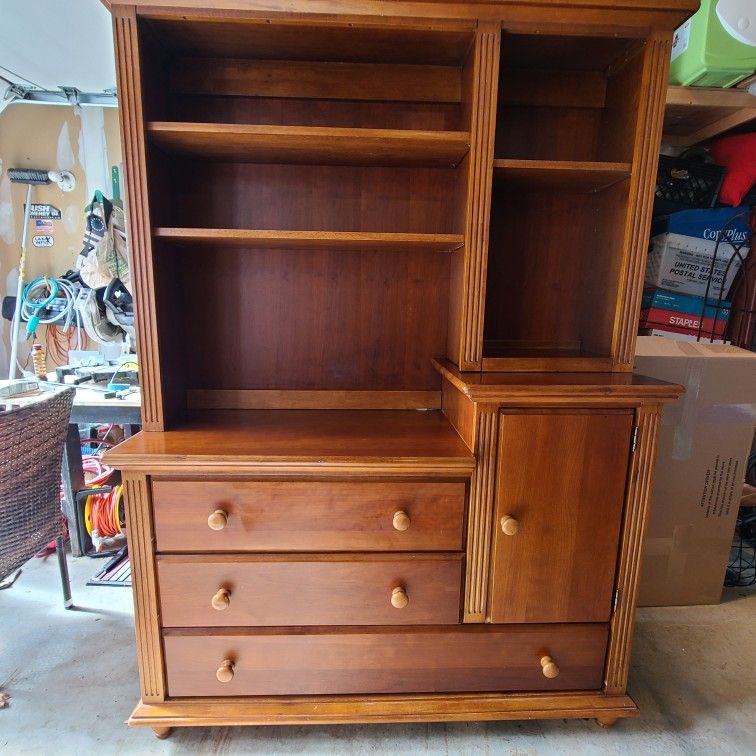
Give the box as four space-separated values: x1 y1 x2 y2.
646 207 750 299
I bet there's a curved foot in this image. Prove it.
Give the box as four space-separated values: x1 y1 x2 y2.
152 726 173 740
596 717 618 729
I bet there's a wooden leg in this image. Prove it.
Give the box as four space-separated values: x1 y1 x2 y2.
152 727 173 739
596 716 618 729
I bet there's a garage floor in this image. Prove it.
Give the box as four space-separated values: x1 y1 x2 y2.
1 554 754 755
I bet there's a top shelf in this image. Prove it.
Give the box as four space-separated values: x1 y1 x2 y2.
492 159 631 192
147 122 470 168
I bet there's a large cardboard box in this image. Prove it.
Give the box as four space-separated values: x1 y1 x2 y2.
634 336 756 606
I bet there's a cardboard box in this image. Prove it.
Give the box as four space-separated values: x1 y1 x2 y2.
639 307 728 339
640 328 726 344
634 336 756 606
641 288 732 320
645 207 750 299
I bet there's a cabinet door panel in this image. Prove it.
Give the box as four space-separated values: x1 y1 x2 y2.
490 411 632 623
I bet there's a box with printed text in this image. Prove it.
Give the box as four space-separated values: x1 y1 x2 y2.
645 207 750 299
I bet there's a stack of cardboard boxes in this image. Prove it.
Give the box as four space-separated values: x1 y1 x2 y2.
642 206 750 342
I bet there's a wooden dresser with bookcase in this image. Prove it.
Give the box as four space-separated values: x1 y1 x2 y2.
103 0 694 738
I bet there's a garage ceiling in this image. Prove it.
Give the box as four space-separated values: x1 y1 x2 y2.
0 0 116 96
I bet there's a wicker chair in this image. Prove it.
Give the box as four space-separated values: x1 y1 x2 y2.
0 386 75 607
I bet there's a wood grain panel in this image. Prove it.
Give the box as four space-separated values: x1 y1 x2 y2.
186 389 442 410
170 58 462 103
112 8 165 430
141 16 475 66
464 408 499 621
457 25 499 369
104 409 477 476
490 411 633 623
154 228 463 252
493 160 630 192
125 1 694 30
499 69 606 109
605 405 661 693
162 162 459 234
147 122 470 167
178 247 450 391
615 34 672 366
483 176 630 363
434 358 684 405
152 479 466 552
495 106 602 161
163 624 608 697
440 376 475 450
165 94 462 131
122 473 165 702
157 554 462 626
128 691 639 727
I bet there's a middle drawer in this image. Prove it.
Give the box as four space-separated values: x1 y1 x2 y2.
157 554 463 627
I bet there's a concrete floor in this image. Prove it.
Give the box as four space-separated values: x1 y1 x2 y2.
1 554 754 755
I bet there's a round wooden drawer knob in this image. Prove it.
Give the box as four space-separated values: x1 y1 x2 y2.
207 509 228 531
216 659 235 683
211 588 231 611
540 655 560 679
391 586 409 609
500 515 519 535
392 510 410 531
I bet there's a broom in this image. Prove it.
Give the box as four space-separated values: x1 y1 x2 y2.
6 168 75 380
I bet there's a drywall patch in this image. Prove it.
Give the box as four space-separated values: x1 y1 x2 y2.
78 107 110 201
57 121 76 172
63 203 80 235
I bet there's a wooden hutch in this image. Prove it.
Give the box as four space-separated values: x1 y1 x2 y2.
104 0 694 738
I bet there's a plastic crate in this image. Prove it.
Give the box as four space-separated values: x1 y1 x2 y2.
670 0 756 88
654 155 725 216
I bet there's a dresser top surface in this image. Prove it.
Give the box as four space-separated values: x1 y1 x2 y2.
105 409 475 473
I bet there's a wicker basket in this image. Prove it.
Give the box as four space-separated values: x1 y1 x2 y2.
0 387 75 581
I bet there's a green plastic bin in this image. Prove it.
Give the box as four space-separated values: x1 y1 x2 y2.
670 0 756 87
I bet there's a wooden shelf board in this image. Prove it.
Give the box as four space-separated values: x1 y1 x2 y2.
664 85 756 147
434 359 685 402
479 343 616 372
104 409 476 475
154 228 464 252
147 122 470 167
492 159 631 192
186 389 442 410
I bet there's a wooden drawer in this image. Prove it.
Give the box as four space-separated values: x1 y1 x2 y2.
158 554 462 627
163 624 609 697
152 480 466 552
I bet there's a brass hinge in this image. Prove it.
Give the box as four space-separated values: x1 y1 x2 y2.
613 589 620 613
631 425 638 452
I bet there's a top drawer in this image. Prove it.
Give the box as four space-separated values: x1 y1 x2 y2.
152 480 466 552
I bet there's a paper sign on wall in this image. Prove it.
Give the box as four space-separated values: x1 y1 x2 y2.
26 204 62 220
32 235 54 248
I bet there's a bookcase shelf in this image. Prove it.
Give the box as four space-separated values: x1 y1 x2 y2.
153 228 464 253
147 122 470 167
493 159 631 192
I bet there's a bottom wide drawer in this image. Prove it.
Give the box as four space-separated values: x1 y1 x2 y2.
163 624 608 697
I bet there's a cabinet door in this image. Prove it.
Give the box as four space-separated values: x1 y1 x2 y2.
489 410 633 623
